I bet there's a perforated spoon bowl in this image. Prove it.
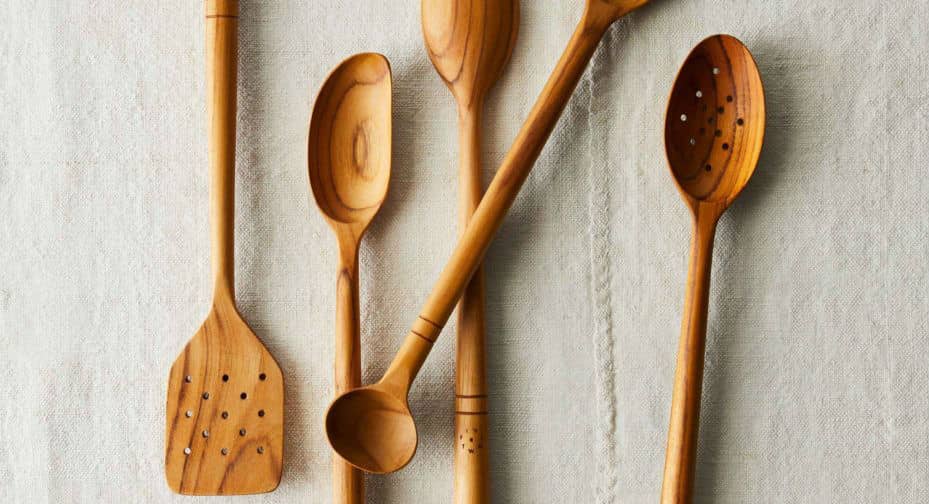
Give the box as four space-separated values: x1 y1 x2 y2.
660 34 765 503
325 0 653 475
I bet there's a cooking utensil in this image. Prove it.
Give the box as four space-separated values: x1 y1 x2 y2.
165 0 284 495
660 34 765 503
325 0 653 475
308 52 392 504
422 0 518 501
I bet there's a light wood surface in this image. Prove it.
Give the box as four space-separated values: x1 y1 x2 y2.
165 0 284 495
422 1 519 502
325 0 652 475
308 52 392 504
660 34 765 503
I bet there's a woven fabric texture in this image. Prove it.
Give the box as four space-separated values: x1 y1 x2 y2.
1 1 927 502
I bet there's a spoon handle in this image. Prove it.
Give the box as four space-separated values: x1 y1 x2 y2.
205 0 238 305
454 107 490 504
381 6 614 390
334 241 364 504
661 211 719 503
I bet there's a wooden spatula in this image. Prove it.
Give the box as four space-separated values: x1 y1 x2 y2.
164 0 284 495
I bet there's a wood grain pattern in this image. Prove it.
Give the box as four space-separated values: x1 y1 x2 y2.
165 0 284 495
422 1 518 502
660 34 765 504
308 52 392 504
325 0 652 476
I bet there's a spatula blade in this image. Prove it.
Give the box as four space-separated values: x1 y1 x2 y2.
165 305 284 495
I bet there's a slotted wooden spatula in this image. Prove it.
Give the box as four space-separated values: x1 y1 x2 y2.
164 0 284 495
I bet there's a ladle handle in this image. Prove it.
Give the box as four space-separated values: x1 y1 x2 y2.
381 7 613 390
205 0 238 304
334 241 364 504
661 212 718 503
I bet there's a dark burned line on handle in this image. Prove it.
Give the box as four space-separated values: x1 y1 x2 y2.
206 15 239 19
417 315 443 329
411 330 436 344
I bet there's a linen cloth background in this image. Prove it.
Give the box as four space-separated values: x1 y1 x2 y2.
1 1 927 502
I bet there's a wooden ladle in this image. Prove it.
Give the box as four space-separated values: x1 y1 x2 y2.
308 53 392 504
660 34 765 503
421 0 518 501
325 0 653 475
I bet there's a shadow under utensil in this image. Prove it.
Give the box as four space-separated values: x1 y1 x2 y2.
364 55 437 504
692 38 798 503
483 23 604 502
235 0 317 491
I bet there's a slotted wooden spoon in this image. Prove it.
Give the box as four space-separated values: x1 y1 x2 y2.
660 34 765 503
165 0 284 495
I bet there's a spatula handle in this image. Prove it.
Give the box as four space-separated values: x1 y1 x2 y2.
661 211 718 503
381 4 615 389
206 0 238 303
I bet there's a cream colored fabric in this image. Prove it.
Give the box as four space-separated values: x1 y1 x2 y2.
1 1 928 502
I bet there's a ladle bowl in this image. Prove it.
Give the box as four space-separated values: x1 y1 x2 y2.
325 386 417 474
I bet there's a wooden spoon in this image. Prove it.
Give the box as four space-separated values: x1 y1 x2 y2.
325 0 653 475
660 34 765 503
165 0 284 495
308 52 392 504
421 0 518 501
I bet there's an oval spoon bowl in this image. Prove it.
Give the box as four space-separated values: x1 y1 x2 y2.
309 53 392 227
665 34 765 207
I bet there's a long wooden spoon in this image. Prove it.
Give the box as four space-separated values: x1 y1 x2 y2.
165 0 284 495
325 0 653 475
308 53 392 504
421 1 518 501
660 34 765 503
